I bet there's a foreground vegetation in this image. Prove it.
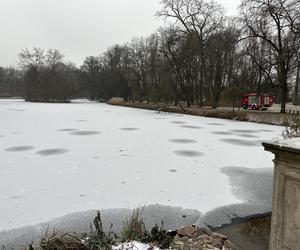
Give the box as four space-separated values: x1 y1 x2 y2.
27 209 173 250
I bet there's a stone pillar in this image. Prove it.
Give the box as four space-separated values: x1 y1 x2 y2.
263 140 300 250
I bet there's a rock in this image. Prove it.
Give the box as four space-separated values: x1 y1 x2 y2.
171 225 237 250
193 240 204 248
222 247 231 250
212 232 228 240
211 237 224 248
202 243 218 249
198 234 211 244
177 225 200 237
223 239 238 250
201 227 213 236
180 236 190 243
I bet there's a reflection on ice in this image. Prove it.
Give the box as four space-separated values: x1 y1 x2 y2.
119 127 139 131
236 134 260 138
5 146 34 152
36 148 69 156
70 131 101 135
180 125 203 129
230 129 259 133
210 131 233 135
220 138 262 147
57 128 78 132
169 138 197 144
170 121 187 124
174 150 204 157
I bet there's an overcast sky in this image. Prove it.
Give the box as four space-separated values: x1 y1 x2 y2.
0 0 241 67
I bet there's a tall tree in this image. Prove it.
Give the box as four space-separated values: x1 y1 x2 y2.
240 0 300 113
81 56 101 99
157 0 224 108
19 47 75 102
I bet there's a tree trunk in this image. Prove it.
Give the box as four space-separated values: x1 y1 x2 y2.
280 81 288 113
208 85 217 109
279 58 288 113
294 60 300 105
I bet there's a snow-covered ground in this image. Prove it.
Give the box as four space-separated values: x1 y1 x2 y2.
0 99 282 233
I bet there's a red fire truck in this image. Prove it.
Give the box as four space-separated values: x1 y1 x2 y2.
241 93 274 110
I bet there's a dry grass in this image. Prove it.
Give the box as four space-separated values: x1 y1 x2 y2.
108 101 290 125
38 231 86 250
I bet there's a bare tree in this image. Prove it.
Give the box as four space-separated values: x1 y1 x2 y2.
157 0 224 108
19 47 75 102
18 47 45 68
239 0 300 113
46 49 64 68
81 56 102 99
294 55 300 104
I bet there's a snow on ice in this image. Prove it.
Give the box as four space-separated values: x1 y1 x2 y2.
0 99 283 232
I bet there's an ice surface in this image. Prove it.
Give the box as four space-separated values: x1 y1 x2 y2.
0 99 283 234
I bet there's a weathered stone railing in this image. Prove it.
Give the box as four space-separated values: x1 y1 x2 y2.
263 139 300 250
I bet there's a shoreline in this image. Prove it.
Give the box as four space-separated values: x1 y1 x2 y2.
108 101 287 126
0 204 271 249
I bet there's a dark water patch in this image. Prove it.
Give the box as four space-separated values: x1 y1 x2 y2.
197 166 273 239
169 138 197 144
155 117 167 120
57 128 78 132
211 131 234 135
259 129 274 132
70 131 101 136
121 181 126 185
230 129 259 134
180 125 203 129
221 166 273 204
169 169 178 173
174 150 204 157
5 146 34 152
206 123 225 126
77 120 87 122
220 138 262 147
196 203 271 233
37 148 69 156
170 121 187 125
236 134 260 139
0 135 3 138
119 128 139 131
11 132 20 134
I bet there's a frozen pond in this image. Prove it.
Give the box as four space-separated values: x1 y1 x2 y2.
0 99 282 233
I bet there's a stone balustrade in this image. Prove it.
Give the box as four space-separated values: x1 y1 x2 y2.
263 138 300 250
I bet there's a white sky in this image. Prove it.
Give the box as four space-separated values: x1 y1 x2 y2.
0 0 241 67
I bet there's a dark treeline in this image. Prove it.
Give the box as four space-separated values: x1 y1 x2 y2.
0 0 299 112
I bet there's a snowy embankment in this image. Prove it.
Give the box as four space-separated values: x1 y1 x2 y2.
113 242 159 250
0 99 283 245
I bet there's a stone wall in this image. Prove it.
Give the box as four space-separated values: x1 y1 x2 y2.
263 140 300 250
